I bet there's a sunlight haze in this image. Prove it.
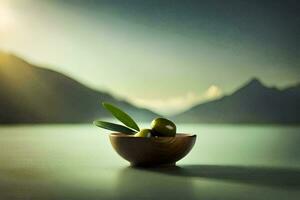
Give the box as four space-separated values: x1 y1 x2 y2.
0 0 299 114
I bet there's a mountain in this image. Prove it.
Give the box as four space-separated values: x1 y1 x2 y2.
0 51 158 124
174 78 300 124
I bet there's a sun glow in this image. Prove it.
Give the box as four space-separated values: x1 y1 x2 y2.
130 85 223 115
0 4 15 32
203 85 222 100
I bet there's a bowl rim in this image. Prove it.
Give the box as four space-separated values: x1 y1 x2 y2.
109 133 196 138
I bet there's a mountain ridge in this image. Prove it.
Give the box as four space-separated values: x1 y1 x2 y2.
1 51 299 124
0 51 159 123
173 78 300 124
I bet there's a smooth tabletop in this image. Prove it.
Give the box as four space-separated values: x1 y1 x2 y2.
0 124 300 200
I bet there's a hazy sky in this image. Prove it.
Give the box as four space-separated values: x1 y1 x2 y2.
0 0 299 114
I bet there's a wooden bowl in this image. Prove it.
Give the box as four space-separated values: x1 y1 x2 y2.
109 133 196 167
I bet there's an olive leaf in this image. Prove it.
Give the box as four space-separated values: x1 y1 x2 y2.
102 102 140 131
93 120 136 135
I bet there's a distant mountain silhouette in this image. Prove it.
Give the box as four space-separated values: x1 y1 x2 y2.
174 78 300 124
0 51 158 124
1 51 299 124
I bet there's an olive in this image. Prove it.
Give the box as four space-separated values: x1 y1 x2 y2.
150 118 176 137
134 129 152 138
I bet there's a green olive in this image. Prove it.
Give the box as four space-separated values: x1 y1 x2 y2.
134 128 152 137
150 118 176 137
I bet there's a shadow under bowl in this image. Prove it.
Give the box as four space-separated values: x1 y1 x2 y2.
109 133 196 167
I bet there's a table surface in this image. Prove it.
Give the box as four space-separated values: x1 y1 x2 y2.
0 125 300 200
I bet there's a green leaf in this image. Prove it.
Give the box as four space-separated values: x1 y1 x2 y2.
93 120 136 135
102 102 140 131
